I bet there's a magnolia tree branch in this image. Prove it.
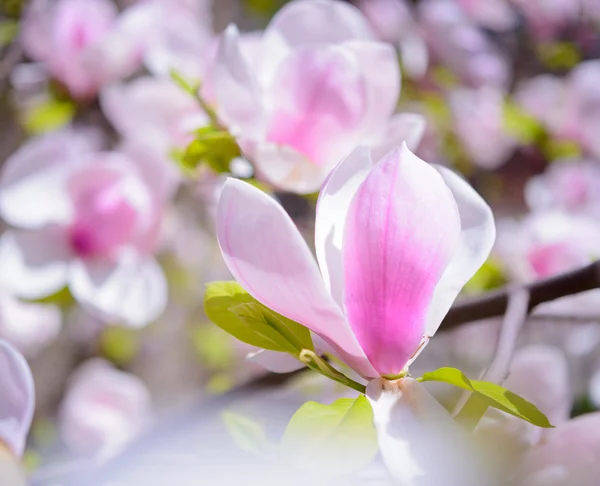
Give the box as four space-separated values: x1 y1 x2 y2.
442 261 600 330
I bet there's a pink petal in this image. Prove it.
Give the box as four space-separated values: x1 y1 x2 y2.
0 130 100 229
425 166 495 338
266 45 367 166
259 0 373 86
342 40 400 137
0 340 35 458
315 146 372 308
211 25 264 138
0 229 71 300
343 144 461 376
69 255 167 328
216 178 376 377
369 113 426 162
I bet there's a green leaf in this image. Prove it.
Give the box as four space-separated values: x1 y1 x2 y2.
231 302 313 355
502 100 545 145
419 367 554 428
23 98 76 135
182 127 241 173
99 326 140 366
280 396 378 474
537 42 581 70
204 281 313 354
543 138 582 161
0 19 18 47
222 411 273 455
463 257 507 294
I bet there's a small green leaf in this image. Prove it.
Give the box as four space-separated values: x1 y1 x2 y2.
543 138 582 161
280 396 378 474
222 411 273 454
23 98 76 134
537 42 581 70
419 367 554 428
182 127 241 173
502 100 545 145
99 326 141 366
0 19 18 47
204 281 312 354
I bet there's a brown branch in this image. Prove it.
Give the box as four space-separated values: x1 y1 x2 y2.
441 261 600 330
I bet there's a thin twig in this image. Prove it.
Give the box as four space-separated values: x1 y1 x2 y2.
454 288 530 430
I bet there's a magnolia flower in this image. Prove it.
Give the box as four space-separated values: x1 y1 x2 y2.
208 0 424 194
449 86 517 169
0 131 169 327
419 0 510 88
216 144 495 483
455 0 518 31
525 160 600 217
59 359 151 457
496 211 600 282
515 63 600 158
0 339 35 458
20 0 153 99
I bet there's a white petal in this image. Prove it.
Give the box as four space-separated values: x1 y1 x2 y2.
425 166 496 337
0 340 34 458
0 229 71 299
315 146 372 307
69 254 167 328
367 377 491 486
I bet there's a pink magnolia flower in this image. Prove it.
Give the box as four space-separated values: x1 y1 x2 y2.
208 0 425 194
20 0 153 99
515 62 600 158
496 211 600 282
418 0 510 88
0 339 35 458
59 359 151 457
216 144 495 483
449 86 517 169
0 130 169 327
455 0 518 31
525 160 600 217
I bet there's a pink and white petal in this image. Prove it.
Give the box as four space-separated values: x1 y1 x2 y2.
343 145 461 376
315 146 372 307
246 350 304 374
252 143 329 195
0 340 35 458
265 45 367 167
342 40 401 136
216 178 376 377
367 377 491 486
212 25 265 138
69 255 167 328
424 166 495 338
259 0 373 87
0 293 62 358
369 113 426 162
0 229 71 300
0 132 98 229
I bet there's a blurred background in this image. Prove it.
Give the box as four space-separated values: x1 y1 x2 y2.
1 0 600 484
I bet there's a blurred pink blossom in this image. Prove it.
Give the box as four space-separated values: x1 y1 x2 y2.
59 359 151 457
455 0 518 31
20 0 155 99
418 0 511 88
449 86 517 169
509 0 579 40
357 0 429 78
207 0 424 194
496 211 600 282
0 130 169 327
